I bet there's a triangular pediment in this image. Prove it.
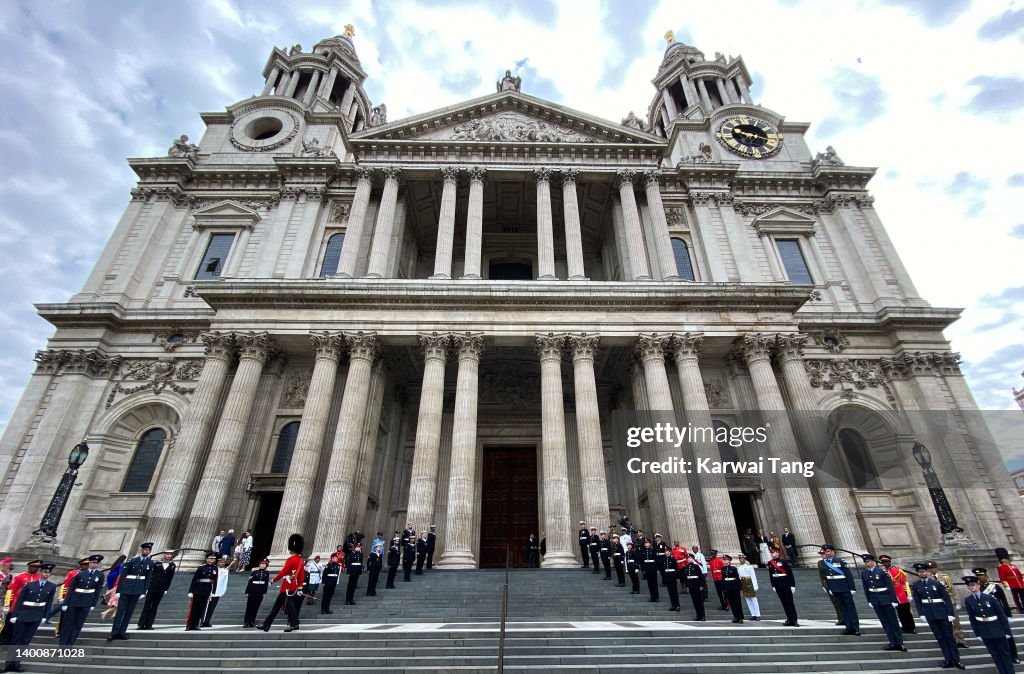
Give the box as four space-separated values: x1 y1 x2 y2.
352 91 664 146
192 200 262 224
751 207 816 225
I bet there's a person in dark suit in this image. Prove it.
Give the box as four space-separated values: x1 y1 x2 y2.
402 537 416 582
57 554 105 646
588 527 601 574
415 533 428 575
386 539 400 589
5 562 57 673
185 552 218 631
137 550 175 630
242 559 270 628
426 526 437 569
720 555 744 623
768 547 799 627
683 553 706 621
819 545 859 636
741 530 759 567
781 527 798 565
526 534 539 568
860 554 903 651
366 543 382 596
964 574 1015 674
108 541 154 641
321 553 341 613
912 562 963 670
611 534 626 586
345 543 363 605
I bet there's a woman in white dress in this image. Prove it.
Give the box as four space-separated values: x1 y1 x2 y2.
736 553 761 621
304 555 323 605
757 529 771 566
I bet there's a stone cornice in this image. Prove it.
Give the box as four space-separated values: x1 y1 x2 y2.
797 307 963 331
36 303 214 331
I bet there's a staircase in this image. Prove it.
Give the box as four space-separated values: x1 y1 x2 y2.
18 567 1017 672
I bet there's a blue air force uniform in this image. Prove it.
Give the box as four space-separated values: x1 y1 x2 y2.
964 576 1015 674
819 549 859 634
860 558 903 649
110 544 154 639
912 568 962 668
6 565 57 671
58 559 105 646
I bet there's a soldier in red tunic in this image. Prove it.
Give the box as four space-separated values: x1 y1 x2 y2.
259 533 306 632
0 560 41 646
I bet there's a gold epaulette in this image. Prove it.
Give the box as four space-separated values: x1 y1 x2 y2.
3 589 10 610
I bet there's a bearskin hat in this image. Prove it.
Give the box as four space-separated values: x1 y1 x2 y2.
288 533 305 555
995 547 1010 561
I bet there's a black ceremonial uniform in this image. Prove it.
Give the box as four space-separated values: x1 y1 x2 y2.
366 549 382 596
721 564 744 622
186 561 217 631
683 561 706 620
426 531 436 569
386 543 400 588
768 557 799 627
654 539 670 586
578 527 591 568
6 577 57 671
415 538 427 575
344 550 363 605
110 552 153 639
401 527 416 546
320 560 341 613
137 559 175 629
403 540 416 582
589 532 601 574
611 542 626 586
640 547 659 602
661 556 680 611
243 568 270 627
58 567 105 646
624 547 640 594
599 538 612 580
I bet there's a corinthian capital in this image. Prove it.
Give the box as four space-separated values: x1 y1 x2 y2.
614 169 636 190
533 167 553 184
560 168 579 185
380 166 402 183
535 333 566 361
235 331 276 363
353 166 375 182
738 333 775 363
454 332 485 360
635 333 670 363
440 166 460 183
775 333 808 362
345 331 380 362
671 332 704 361
201 331 235 361
568 333 600 361
310 331 345 361
466 166 487 183
419 331 451 362
641 169 661 190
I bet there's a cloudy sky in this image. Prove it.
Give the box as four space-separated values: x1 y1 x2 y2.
0 1 1022 465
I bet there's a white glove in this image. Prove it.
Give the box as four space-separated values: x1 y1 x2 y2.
955 605 960 611
10 617 16 624
42 618 49 624
141 593 146 598
791 587 796 594
947 615 955 622
61 605 68 612
1008 634 1013 639
188 593 193 598
891 603 898 608
115 593 120 599
827 590 833 596
89 607 94 611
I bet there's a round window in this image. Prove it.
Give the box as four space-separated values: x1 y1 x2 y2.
245 117 284 141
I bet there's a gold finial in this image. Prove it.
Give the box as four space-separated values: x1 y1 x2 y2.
664 30 675 45
344 24 355 39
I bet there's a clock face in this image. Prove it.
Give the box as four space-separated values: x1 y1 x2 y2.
715 116 783 158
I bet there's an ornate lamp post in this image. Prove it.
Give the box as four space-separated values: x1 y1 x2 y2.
33 438 90 538
911 441 963 536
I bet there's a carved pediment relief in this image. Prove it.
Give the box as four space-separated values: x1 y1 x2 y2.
417 111 597 143
749 206 816 237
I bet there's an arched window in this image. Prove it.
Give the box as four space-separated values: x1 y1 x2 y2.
121 428 166 492
838 428 880 489
671 238 695 281
319 233 345 276
271 421 300 474
713 420 737 469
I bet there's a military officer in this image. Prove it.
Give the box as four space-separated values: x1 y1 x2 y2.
108 541 153 641
386 538 401 589
0 560 41 647
963 574 1015 674
588 527 601 574
720 555 744 623
185 552 218 631
912 562 964 670
975 567 1020 663
817 547 845 626
366 543 383 596
610 534 626 586
5 562 57 673
683 552 706 621
401 522 416 547
661 548 681 612
653 534 670 586
344 542 363 605
860 554 905 651
242 559 271 627
57 554 104 646
640 539 660 602
415 533 428 575
426 526 437 570
51 557 87 641
260 533 305 633
402 536 416 582
624 542 640 594
928 560 968 648
767 547 799 627
320 553 341 613
137 550 175 630
599 532 612 580
578 521 590 568
819 545 859 635
879 554 915 634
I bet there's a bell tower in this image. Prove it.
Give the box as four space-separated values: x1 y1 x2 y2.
646 31 754 137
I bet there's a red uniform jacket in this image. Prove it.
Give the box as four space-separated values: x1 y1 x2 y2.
708 557 725 582
273 554 305 594
672 546 688 569
998 562 1024 590
5 571 39 609
887 565 911 603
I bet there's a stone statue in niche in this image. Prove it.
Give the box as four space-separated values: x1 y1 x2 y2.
282 367 312 408
168 134 200 160
369 104 387 127
703 379 730 408
496 70 522 92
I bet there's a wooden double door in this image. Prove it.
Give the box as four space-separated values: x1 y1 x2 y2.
479 446 539 568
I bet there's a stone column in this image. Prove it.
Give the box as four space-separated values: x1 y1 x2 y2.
537 333 576 567
561 169 586 280
406 332 450 531
180 332 275 557
302 70 321 106
270 332 344 555
337 167 374 278
642 171 679 281
635 334 700 545
715 78 733 105
262 66 280 95
339 82 356 117
775 334 867 552
738 334 826 547
313 332 379 552
439 333 484 568
615 170 651 280
144 332 235 551
695 78 712 110
318 67 338 99
285 70 301 98
660 89 679 120
535 168 556 280
672 333 738 552
736 78 752 104
569 334 611 531
431 167 459 279
366 167 401 278
680 75 700 110
461 168 485 279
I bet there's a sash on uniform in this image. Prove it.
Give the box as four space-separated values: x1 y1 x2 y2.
822 559 843 574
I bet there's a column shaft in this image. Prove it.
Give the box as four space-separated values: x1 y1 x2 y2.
615 171 651 280
696 79 712 110
262 66 280 95
337 167 374 278
366 168 401 277
406 333 450 531
535 168 556 279
302 71 321 106
642 172 678 280
431 168 459 279
312 333 379 551
561 170 586 280
144 333 234 551
439 334 484 568
537 334 576 567
570 335 611 531
462 168 485 279
271 332 343 555
284 70 301 98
